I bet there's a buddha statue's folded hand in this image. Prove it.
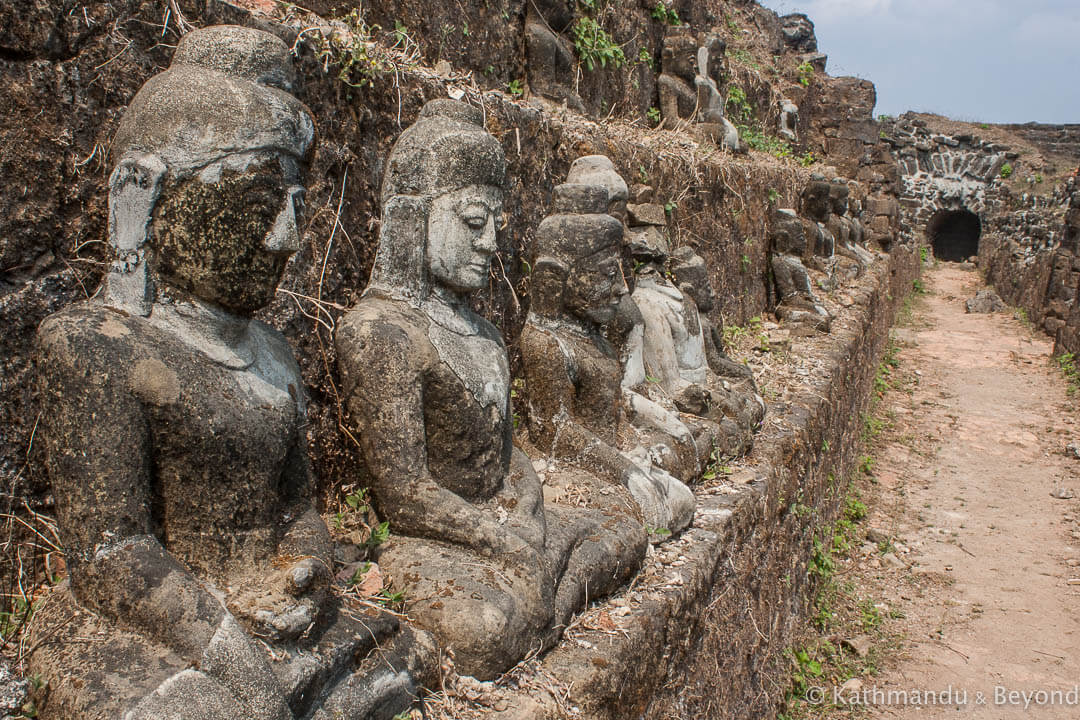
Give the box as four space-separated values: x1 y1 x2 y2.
227 557 331 643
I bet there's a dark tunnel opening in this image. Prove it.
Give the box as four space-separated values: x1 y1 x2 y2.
927 209 981 262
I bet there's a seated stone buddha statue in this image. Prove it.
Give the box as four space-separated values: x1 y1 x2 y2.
334 100 646 681
520 174 696 537
30 26 434 720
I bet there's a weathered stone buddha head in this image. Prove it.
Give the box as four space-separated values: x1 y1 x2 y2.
566 155 628 223
661 32 699 85
771 207 808 256
105 25 315 316
369 100 506 302
801 177 833 222
670 246 716 312
531 183 627 325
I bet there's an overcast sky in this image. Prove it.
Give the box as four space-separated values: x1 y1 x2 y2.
757 0 1080 124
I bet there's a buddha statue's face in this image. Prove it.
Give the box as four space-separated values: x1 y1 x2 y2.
802 182 832 221
564 244 627 326
663 36 698 84
426 184 504 293
151 151 304 314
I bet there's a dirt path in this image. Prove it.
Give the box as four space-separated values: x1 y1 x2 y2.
849 265 1080 718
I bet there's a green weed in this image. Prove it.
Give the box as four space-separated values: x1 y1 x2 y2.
572 17 625 71
650 1 680 25
1056 352 1080 394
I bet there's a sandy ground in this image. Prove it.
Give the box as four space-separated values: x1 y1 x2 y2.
842 265 1080 718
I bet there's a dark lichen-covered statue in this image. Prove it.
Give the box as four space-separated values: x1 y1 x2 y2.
657 31 739 150
521 168 696 536
30 26 433 720
334 100 645 681
769 206 832 333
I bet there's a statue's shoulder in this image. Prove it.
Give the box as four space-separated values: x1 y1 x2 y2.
36 303 148 372
336 295 433 365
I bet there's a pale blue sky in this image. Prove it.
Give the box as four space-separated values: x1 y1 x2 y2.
758 0 1080 123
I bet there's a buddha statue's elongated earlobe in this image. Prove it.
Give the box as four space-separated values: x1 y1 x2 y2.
103 153 165 316
368 195 430 302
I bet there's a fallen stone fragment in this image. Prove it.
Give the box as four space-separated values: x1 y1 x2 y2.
841 635 873 657
965 289 1005 313
1050 487 1076 500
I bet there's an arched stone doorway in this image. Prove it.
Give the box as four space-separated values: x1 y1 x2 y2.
927 209 981 262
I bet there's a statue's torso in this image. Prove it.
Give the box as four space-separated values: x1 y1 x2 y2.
39 303 304 582
536 323 622 445
634 277 708 388
340 296 511 502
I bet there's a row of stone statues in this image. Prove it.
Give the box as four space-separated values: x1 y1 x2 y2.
29 26 764 719
523 5 800 151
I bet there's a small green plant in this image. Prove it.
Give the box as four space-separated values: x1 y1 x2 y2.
315 8 386 89
877 113 894 122
366 520 390 549
393 20 409 45
846 494 868 520
810 537 834 579
647 106 661 125
726 86 753 123
664 199 678 215
859 597 884 630
1000 162 1013 179
461 20 470 36
1056 351 1080 394
333 487 371 528
740 253 751 272
912 278 926 294
1034 173 1044 184
348 561 373 586
345 488 369 512
798 151 815 167
1014 306 1032 330
767 188 780 205
796 60 814 86
572 17 625 71
507 78 523 96
650 1 680 25
919 246 929 264
725 47 761 70
702 446 733 480
638 46 654 69
646 525 672 539
858 454 875 476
